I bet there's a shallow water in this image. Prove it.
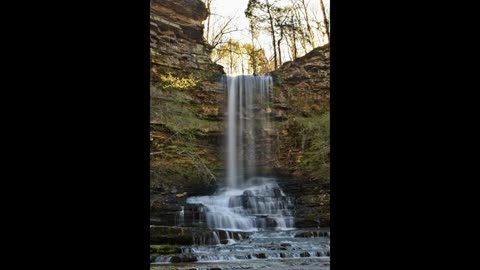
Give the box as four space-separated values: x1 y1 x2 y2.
151 229 330 270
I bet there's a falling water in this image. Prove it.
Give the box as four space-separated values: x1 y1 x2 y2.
187 75 294 232
225 75 273 186
178 206 184 227
212 231 220 245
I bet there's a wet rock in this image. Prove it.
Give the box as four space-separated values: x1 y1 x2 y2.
151 226 223 245
300 251 311 257
150 255 158 262
243 190 254 197
220 239 229 245
272 187 283 197
169 256 181 263
280 252 286 258
266 217 278 228
256 253 267 259
294 232 311 238
280 242 292 247
169 253 197 263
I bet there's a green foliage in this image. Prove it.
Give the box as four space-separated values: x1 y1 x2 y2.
155 104 219 137
151 86 220 137
291 112 330 182
159 72 199 90
150 82 222 188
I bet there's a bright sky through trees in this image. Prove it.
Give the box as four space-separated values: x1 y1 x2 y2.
204 0 330 74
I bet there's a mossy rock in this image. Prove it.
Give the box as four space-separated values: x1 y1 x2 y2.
150 244 181 255
300 251 311 257
150 254 159 263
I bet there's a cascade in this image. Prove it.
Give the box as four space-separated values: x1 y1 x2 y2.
187 75 294 232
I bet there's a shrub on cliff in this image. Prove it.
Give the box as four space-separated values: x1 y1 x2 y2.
159 72 199 90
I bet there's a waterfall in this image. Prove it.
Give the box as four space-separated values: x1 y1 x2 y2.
225 74 272 184
227 76 238 188
187 75 294 232
212 231 220 245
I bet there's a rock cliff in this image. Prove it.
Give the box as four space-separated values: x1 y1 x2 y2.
150 0 225 226
271 45 330 227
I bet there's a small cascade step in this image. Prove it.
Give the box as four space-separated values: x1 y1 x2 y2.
187 177 295 231
151 229 330 265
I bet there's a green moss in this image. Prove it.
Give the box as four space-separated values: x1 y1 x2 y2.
274 74 284 86
150 244 180 255
150 87 221 137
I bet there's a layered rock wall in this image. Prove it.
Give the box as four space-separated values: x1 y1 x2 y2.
150 0 225 227
271 45 331 227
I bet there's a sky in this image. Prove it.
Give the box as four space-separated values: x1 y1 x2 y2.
209 0 251 42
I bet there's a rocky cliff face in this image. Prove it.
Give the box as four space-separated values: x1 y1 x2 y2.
150 0 225 226
271 45 331 227
150 0 223 77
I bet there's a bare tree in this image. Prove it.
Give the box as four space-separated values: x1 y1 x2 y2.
204 0 213 41
203 0 240 50
320 0 330 43
300 0 316 48
208 15 239 49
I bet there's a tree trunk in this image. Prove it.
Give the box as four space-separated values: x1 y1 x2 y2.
320 0 330 43
266 1 278 69
205 0 212 42
278 26 283 66
302 0 315 48
250 24 257 74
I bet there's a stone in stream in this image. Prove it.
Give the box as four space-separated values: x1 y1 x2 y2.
256 253 267 259
266 217 278 228
220 239 229 245
280 252 287 258
300 251 311 257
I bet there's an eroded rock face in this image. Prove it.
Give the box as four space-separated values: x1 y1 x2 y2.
150 0 223 77
270 45 331 227
150 0 225 228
